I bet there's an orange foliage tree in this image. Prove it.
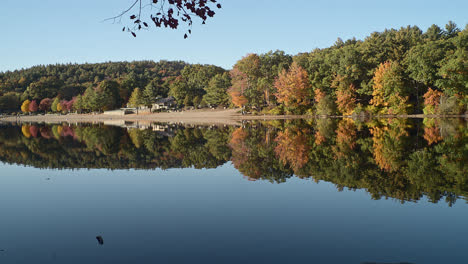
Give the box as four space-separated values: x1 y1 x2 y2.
423 88 443 114
228 68 249 108
332 75 356 115
274 62 311 110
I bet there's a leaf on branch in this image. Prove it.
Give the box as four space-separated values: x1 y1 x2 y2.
112 0 222 38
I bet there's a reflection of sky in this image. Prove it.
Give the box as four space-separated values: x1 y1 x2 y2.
0 162 466 263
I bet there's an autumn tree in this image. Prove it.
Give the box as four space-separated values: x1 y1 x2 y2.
228 68 249 108
422 88 443 114
21 100 31 113
332 75 356 115
56 101 64 112
39 98 52 112
28 100 38 113
370 61 410 114
274 62 311 113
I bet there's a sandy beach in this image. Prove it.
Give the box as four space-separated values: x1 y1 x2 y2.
1 109 465 127
0 109 309 126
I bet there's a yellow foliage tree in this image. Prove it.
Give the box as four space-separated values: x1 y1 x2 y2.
21 100 31 113
370 61 410 114
56 102 63 112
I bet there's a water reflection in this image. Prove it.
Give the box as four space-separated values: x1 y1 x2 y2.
0 118 466 205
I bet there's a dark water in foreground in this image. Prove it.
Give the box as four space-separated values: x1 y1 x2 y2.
0 118 466 263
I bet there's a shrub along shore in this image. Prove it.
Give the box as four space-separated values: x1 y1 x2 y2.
0 22 466 118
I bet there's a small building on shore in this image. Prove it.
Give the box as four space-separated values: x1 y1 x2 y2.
152 96 176 111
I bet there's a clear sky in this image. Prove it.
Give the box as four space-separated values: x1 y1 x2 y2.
1 0 467 72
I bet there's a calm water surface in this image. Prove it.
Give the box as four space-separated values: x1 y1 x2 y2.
0 118 466 263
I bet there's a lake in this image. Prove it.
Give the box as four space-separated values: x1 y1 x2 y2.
0 118 466 263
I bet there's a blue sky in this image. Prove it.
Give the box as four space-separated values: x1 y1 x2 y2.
1 0 467 72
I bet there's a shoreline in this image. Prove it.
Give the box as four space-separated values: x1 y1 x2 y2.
0 109 466 126
0 109 306 126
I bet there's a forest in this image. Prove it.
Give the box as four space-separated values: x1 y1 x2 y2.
0 22 466 115
0 118 466 206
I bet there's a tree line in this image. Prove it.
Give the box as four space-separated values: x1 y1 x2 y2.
0 22 466 115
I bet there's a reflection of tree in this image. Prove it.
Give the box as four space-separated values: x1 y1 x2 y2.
229 127 293 182
424 125 443 145
274 128 310 171
333 119 356 160
369 119 410 172
314 118 335 146
21 125 31 138
0 119 466 206
75 126 122 155
170 128 227 169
